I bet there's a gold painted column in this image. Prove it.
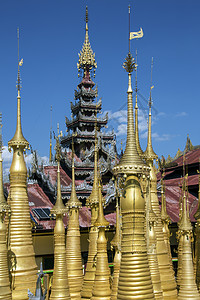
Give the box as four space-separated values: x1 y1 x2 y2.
50 137 70 300
66 138 83 299
0 115 12 300
91 182 111 300
8 61 37 300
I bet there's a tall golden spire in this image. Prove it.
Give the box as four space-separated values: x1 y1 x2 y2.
0 113 12 300
66 136 82 299
7 29 38 300
86 113 99 206
178 176 200 299
9 29 28 150
91 181 111 300
50 134 70 300
113 52 148 175
77 6 97 76
81 118 99 300
143 60 177 299
113 9 154 298
134 50 144 158
144 58 157 161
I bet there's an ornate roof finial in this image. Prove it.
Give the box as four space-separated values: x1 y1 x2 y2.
94 180 109 227
49 105 53 163
86 104 99 205
179 156 192 232
67 135 81 208
17 28 22 94
8 28 28 150
77 6 97 77
114 9 147 175
51 133 66 215
85 5 88 24
134 49 144 157
144 57 157 161
114 52 147 175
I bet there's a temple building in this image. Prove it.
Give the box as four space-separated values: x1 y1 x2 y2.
1 5 200 300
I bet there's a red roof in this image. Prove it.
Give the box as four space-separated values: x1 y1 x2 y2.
162 175 199 187
28 183 53 209
43 165 72 186
27 183 115 230
170 148 200 168
158 185 198 223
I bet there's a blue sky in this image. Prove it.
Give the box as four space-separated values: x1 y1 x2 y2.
0 0 200 170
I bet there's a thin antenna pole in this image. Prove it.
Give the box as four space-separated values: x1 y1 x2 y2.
17 28 20 66
50 105 53 133
135 49 138 93
128 5 131 53
149 57 153 108
57 123 59 135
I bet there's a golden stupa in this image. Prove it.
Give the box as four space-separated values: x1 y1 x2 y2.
91 181 111 300
113 50 154 299
81 126 99 299
143 67 177 299
66 137 83 299
7 33 38 300
50 135 70 300
178 176 200 299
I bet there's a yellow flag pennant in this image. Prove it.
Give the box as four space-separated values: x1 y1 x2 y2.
130 28 144 40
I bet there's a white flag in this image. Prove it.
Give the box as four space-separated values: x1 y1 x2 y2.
130 28 144 40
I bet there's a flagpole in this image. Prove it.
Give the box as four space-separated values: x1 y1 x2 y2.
129 5 131 53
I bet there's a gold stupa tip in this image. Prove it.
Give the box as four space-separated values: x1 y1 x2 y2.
113 57 148 175
179 179 192 232
85 6 88 24
77 6 97 73
160 182 171 223
144 60 157 161
8 36 29 149
86 128 99 206
123 52 135 74
111 198 121 249
94 182 109 227
66 140 81 209
51 136 66 215
51 161 67 216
